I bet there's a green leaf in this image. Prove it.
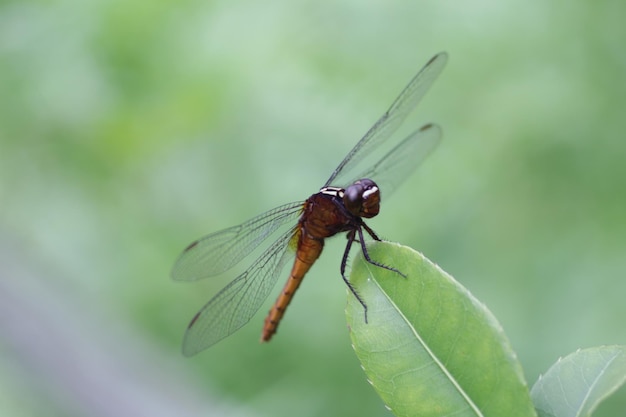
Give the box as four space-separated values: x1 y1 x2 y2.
530 345 626 417
346 241 536 417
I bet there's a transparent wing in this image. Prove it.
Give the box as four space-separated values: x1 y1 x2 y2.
352 123 441 199
325 52 447 188
182 227 298 356
171 201 303 281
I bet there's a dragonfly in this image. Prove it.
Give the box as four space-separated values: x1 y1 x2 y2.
172 52 447 356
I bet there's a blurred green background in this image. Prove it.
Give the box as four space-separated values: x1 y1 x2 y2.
1 0 625 416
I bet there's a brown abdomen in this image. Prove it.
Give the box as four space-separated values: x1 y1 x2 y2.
261 233 323 341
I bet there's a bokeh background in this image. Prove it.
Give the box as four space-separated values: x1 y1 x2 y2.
1 0 625 416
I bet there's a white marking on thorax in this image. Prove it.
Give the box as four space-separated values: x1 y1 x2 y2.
320 186 344 198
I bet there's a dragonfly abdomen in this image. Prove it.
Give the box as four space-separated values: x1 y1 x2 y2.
261 232 324 342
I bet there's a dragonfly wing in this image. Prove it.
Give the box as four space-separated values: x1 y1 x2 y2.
325 52 447 188
353 123 441 199
172 201 303 281
182 227 298 356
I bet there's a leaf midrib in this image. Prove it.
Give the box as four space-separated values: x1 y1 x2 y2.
366 261 485 417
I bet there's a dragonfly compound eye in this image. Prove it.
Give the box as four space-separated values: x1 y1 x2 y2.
344 179 380 218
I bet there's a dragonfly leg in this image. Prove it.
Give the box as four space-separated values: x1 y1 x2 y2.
357 226 407 279
361 222 381 241
341 230 369 323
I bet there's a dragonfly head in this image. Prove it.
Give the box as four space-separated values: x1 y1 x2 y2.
343 179 380 218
